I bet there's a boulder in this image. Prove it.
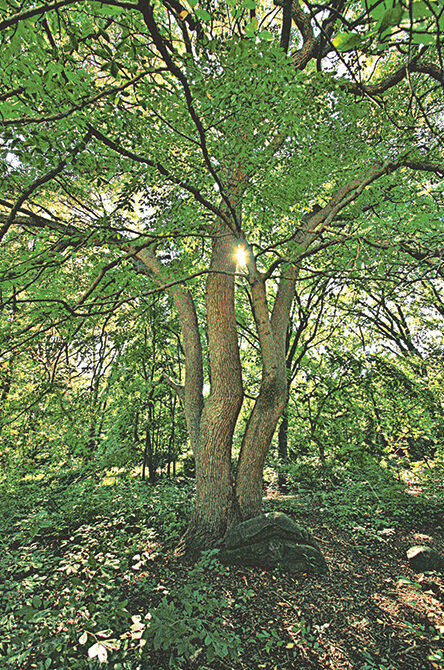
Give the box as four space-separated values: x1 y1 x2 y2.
407 546 444 573
220 512 327 574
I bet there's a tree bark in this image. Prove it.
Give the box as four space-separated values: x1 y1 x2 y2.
235 265 296 519
138 181 375 550
183 233 244 552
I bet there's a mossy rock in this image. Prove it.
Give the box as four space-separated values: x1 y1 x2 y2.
407 546 444 573
220 512 327 574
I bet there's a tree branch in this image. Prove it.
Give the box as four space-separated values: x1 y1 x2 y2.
339 61 444 95
0 131 91 242
0 0 137 31
87 124 230 225
136 0 240 231
1 70 161 127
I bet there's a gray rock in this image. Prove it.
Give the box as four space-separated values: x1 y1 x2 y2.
407 546 444 573
220 512 327 574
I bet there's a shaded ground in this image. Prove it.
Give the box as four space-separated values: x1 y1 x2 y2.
1 475 443 669
131 494 444 670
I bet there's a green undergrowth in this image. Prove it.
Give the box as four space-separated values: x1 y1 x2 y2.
0 472 195 668
268 457 444 531
0 460 443 668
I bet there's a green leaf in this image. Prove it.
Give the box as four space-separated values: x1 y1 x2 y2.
17 605 36 621
195 8 211 20
32 595 42 608
412 1 432 20
258 30 274 41
366 0 390 20
332 32 363 51
410 32 437 45
245 16 258 36
98 3 124 16
110 61 119 78
378 4 404 34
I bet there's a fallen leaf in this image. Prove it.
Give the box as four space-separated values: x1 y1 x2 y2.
88 642 108 663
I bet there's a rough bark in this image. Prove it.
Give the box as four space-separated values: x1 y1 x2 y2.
235 266 296 519
183 233 244 553
139 170 407 550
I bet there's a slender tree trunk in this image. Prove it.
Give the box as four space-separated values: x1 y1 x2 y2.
277 408 289 490
234 222 320 515
167 395 176 478
0 353 15 434
133 411 139 444
141 430 149 482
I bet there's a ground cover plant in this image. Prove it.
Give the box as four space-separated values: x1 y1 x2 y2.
1 463 443 669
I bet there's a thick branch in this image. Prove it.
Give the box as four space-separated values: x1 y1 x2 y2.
274 0 318 70
280 0 293 53
250 276 280 382
338 62 443 95
402 159 444 177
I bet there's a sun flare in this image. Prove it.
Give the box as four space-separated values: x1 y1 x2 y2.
235 245 248 268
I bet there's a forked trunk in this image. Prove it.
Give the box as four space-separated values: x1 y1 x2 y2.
137 174 390 556
235 377 287 518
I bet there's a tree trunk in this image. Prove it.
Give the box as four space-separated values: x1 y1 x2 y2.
235 265 296 519
277 408 289 490
183 233 244 553
136 177 391 553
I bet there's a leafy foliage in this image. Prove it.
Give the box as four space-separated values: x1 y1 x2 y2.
1 469 443 668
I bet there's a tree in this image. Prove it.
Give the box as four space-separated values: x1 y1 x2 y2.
1 0 443 552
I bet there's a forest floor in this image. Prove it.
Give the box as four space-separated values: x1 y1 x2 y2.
1 465 443 669
139 493 444 670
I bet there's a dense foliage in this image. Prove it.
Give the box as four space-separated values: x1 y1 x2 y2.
1 466 443 669
0 0 443 664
